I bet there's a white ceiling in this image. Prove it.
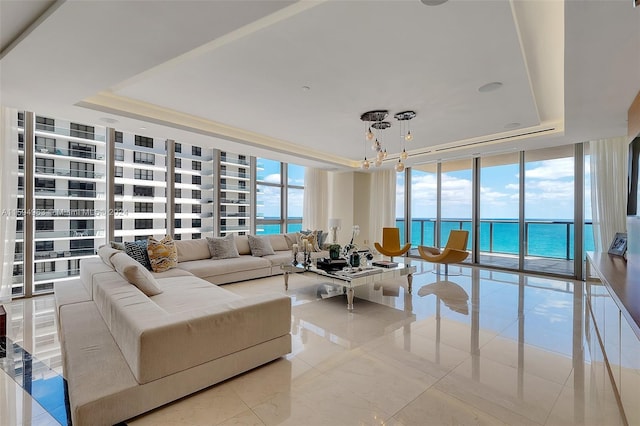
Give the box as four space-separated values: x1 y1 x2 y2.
1 0 639 170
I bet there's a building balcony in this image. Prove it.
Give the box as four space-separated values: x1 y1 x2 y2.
16 229 104 241
33 248 96 261
35 146 105 161
220 199 249 206
35 167 105 180
220 156 249 166
32 125 106 143
220 225 250 233
220 184 250 193
219 170 249 180
34 188 104 199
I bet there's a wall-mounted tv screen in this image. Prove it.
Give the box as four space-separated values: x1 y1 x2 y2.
627 136 640 215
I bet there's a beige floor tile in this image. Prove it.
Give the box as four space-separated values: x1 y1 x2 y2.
434 355 564 425
127 382 249 426
394 387 511 426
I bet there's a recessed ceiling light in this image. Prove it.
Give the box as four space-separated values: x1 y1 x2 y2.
100 117 118 124
140 127 147 130
478 82 503 93
504 122 521 129
420 0 448 5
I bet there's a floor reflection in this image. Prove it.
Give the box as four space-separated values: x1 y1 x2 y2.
1 263 630 426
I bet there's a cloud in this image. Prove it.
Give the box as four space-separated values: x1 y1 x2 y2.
262 173 281 184
526 158 574 180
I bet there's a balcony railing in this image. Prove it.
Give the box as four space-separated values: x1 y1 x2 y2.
220 155 250 166
35 146 104 160
33 126 106 142
219 170 248 179
35 167 105 179
398 218 595 261
16 229 103 239
34 248 96 260
34 188 103 198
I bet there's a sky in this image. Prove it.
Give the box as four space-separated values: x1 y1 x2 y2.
259 155 593 221
399 156 592 221
257 159 304 218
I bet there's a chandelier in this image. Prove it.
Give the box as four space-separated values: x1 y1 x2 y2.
360 109 416 171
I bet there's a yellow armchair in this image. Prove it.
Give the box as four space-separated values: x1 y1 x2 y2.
418 230 469 275
374 227 411 260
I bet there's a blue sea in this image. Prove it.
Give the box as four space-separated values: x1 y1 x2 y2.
399 219 594 260
259 218 595 260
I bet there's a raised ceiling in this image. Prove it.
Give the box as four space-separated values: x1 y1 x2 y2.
1 0 639 170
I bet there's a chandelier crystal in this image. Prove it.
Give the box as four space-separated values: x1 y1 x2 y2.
359 109 415 171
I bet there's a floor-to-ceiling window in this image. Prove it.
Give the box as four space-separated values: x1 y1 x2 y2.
256 158 305 235
479 153 520 268
440 159 473 261
524 146 575 275
408 165 437 247
287 163 304 232
404 143 589 278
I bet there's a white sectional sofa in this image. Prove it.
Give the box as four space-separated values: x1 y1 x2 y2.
54 232 326 425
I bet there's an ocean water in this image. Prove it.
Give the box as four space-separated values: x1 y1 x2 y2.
399 219 595 260
257 219 594 260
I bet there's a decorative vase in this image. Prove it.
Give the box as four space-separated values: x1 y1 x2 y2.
329 244 341 260
349 252 360 268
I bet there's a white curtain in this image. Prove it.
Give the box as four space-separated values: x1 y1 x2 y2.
0 107 19 304
369 169 396 244
302 168 328 231
590 136 628 252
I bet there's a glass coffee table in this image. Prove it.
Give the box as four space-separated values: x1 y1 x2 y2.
281 262 416 310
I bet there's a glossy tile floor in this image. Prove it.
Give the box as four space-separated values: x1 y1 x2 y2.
1 262 628 425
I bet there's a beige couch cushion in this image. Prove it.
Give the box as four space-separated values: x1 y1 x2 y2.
235 235 251 255
151 268 193 279
177 256 270 278
269 234 289 251
153 276 240 313
111 252 163 296
97 245 121 267
80 258 115 298
263 252 292 268
174 239 210 263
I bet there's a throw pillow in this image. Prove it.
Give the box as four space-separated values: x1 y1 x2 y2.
298 230 321 252
206 233 240 260
284 232 298 249
97 245 121 268
147 235 178 273
111 252 163 296
300 233 320 252
247 234 275 257
125 240 152 270
110 241 125 251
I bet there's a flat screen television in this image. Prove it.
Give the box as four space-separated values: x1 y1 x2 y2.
627 136 640 215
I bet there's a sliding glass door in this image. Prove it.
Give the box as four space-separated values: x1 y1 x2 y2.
479 153 520 269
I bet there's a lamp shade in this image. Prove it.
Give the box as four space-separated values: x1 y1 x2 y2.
328 218 342 229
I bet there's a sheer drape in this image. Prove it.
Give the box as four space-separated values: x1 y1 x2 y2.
590 136 628 252
302 168 328 231
0 107 19 303
368 169 396 245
